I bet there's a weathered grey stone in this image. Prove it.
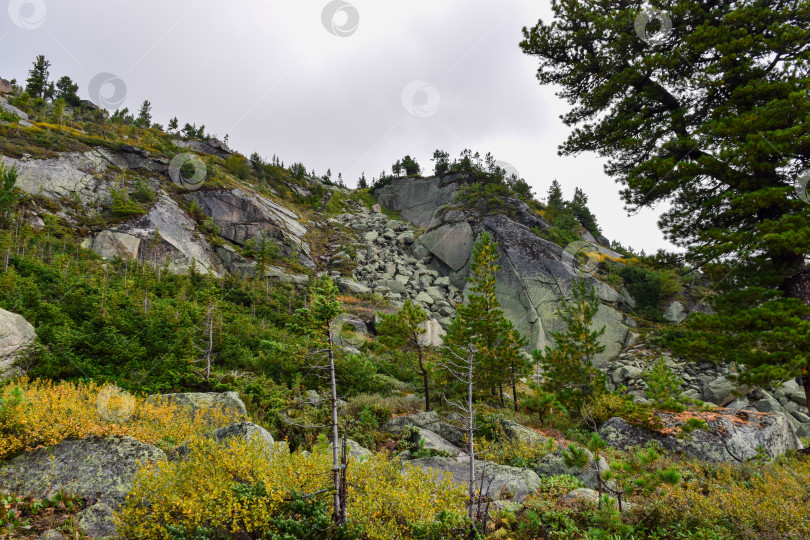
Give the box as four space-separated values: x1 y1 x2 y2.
337 278 371 295
0 79 12 94
415 291 434 305
0 308 36 376
329 439 373 460
0 436 165 506
77 502 116 539
209 421 274 448
479 215 628 365
364 231 379 242
384 411 440 434
599 411 799 462
0 100 28 120
535 448 609 490
703 376 743 406
84 230 141 260
409 457 542 502
417 318 446 347
38 530 66 540
375 177 460 226
145 391 247 421
264 265 309 285
499 420 545 446
418 222 474 271
403 427 465 457
377 278 407 294
663 301 687 323
611 365 643 384
173 138 232 158
187 189 313 269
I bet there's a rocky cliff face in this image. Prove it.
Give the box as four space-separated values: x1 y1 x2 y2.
376 175 635 365
2 145 635 365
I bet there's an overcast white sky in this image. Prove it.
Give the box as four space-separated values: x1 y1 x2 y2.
2 0 675 253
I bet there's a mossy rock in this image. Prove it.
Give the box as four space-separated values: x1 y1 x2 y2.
0 435 165 506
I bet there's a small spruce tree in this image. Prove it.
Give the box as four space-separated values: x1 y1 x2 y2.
534 278 606 413
25 55 50 98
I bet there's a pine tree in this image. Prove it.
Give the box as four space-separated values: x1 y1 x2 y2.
51 98 65 125
546 180 564 209
521 1 810 407
377 301 431 411
400 155 421 176
569 187 601 235
168 117 179 133
54 76 80 106
533 279 606 413
136 100 152 128
25 55 50 98
0 163 18 227
432 149 450 175
357 172 368 189
443 232 528 407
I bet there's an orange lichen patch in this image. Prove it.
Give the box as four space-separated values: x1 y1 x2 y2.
651 409 770 437
536 427 569 445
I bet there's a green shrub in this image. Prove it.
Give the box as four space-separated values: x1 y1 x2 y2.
224 155 251 180
109 188 146 217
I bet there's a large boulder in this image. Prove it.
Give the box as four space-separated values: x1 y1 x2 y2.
374 177 630 364
0 435 165 505
535 448 610 490
81 191 220 276
145 391 247 422
208 421 274 448
599 411 801 462
400 427 466 458
480 214 629 365
76 502 116 539
384 411 467 448
417 318 446 347
0 78 12 94
410 456 542 503
499 420 545 446
187 189 314 269
175 421 276 460
375 176 460 227
174 138 232 158
329 439 373 460
83 230 141 261
418 222 474 271
384 411 441 434
0 308 36 376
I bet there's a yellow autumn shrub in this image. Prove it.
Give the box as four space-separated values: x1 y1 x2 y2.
642 458 810 539
116 438 467 540
0 378 234 460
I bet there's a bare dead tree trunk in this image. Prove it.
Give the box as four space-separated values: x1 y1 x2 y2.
328 332 342 523
467 353 476 539
205 302 215 381
417 343 430 412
